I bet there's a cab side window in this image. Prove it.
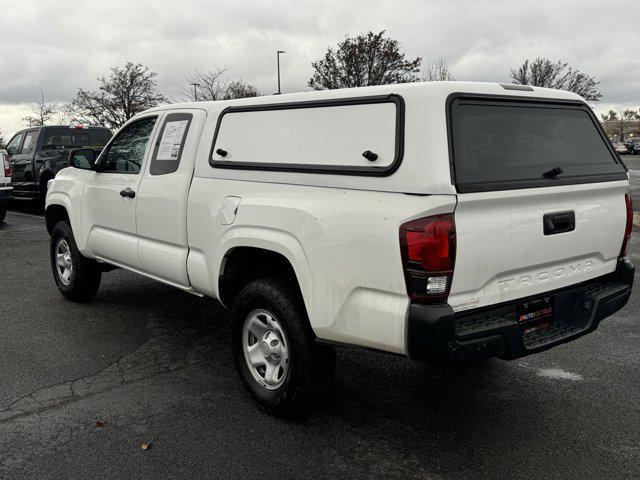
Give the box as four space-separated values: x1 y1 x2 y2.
21 131 39 154
99 117 157 174
150 113 192 175
5 133 24 156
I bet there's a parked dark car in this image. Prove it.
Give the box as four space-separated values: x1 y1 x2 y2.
4 125 112 203
624 137 640 154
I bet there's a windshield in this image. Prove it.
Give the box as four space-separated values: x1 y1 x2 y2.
450 98 626 192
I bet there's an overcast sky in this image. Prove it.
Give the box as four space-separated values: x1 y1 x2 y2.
0 0 638 138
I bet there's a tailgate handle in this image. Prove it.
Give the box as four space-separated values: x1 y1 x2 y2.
544 211 575 235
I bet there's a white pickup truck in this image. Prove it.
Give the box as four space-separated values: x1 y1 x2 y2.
45 82 634 417
0 149 12 222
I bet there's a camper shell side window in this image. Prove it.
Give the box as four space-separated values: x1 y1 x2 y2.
209 94 405 176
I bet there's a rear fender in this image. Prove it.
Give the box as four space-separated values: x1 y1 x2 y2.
216 226 313 316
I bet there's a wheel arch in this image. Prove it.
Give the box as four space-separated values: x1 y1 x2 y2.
38 167 56 195
219 247 300 303
216 230 315 328
38 167 56 183
45 193 81 244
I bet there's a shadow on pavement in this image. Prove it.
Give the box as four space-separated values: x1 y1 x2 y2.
8 199 43 216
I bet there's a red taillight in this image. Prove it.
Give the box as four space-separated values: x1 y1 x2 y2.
2 155 10 177
620 193 633 259
399 213 456 303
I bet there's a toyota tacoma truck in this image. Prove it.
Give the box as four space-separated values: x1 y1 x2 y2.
4 125 111 203
44 82 634 417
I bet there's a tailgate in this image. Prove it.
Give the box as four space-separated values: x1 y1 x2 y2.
1 151 10 186
449 182 628 311
446 95 629 312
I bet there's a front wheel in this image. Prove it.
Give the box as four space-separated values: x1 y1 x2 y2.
0 201 6 223
39 174 53 210
50 221 101 302
232 277 335 418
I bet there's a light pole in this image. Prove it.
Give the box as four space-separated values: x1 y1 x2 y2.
189 82 200 102
276 50 286 94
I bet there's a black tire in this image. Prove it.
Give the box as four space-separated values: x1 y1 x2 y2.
0 201 6 223
232 277 335 419
39 174 52 210
50 221 101 302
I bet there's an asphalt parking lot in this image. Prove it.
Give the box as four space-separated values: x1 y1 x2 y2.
1 161 639 479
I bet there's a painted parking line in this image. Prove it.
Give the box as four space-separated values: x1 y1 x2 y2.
536 368 583 381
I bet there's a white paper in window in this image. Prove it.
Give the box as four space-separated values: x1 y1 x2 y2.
157 120 189 160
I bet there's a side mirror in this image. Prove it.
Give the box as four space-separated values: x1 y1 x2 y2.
69 148 98 170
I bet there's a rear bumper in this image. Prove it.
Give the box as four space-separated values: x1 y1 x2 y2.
407 259 634 362
0 186 13 201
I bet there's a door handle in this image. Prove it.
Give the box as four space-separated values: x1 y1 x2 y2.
543 211 575 235
119 188 136 199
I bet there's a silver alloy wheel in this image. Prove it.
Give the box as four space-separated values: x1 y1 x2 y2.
242 309 290 390
55 238 73 285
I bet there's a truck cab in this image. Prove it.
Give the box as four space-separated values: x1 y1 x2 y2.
5 125 111 202
44 82 634 417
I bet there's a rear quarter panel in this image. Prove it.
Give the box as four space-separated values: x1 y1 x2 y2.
187 179 455 354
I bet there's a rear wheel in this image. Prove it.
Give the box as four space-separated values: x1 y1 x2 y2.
0 201 6 223
50 221 101 302
232 277 335 418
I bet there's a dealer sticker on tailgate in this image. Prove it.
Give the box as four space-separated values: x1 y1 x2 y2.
517 296 553 334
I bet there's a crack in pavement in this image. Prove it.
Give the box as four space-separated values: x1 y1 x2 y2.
0 293 229 473
0 302 227 425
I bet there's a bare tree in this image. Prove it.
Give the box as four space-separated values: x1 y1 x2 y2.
601 110 619 122
23 89 59 127
224 80 259 100
510 57 602 101
600 108 640 141
623 109 640 120
422 59 456 81
308 30 422 90
68 62 165 130
182 67 259 101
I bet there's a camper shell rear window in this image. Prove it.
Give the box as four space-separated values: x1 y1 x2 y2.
449 96 627 192
210 95 404 176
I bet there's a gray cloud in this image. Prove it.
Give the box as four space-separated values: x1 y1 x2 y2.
0 0 638 135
